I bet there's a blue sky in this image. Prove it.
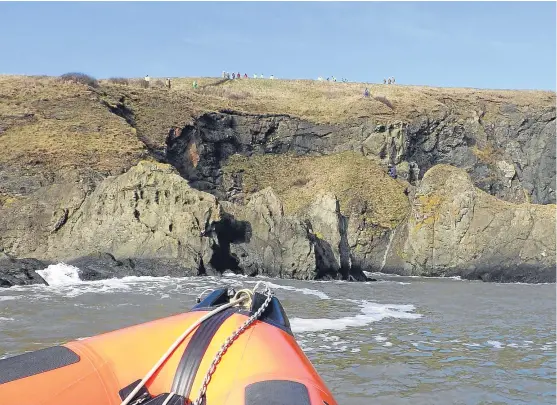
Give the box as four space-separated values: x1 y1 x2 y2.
0 2 555 90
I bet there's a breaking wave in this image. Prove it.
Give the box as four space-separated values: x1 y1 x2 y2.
36 263 82 285
290 301 422 333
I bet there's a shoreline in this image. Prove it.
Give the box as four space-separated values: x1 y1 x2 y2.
1 257 555 288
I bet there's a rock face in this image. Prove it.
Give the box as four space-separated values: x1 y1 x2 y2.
1 78 554 285
404 109 556 205
42 161 222 274
166 109 555 205
399 165 556 283
0 178 94 259
300 193 356 279
220 189 317 280
1 160 554 285
165 112 367 199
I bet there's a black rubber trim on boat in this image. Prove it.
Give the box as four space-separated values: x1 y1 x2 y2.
119 379 152 404
245 380 311 405
193 290 293 336
0 346 80 384
171 307 235 399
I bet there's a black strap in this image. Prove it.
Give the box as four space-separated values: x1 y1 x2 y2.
171 308 235 399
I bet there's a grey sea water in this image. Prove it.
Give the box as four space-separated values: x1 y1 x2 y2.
0 264 555 404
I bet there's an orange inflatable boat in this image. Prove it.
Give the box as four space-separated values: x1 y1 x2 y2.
0 283 337 405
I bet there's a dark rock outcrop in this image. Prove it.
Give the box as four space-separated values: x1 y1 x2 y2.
165 112 367 199
166 109 555 205
403 108 556 204
68 252 199 281
0 252 49 287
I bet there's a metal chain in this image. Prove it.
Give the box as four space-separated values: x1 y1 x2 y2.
191 283 273 405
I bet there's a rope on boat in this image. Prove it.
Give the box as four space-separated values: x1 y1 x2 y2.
190 282 273 405
119 281 272 405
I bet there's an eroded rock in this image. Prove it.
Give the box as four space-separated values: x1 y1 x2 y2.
44 161 222 275
221 188 317 280
400 165 556 282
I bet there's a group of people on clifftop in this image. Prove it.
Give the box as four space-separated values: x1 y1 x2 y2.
144 73 398 89
317 76 349 83
222 71 276 80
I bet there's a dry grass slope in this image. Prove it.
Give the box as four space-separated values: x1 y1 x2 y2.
119 76 555 124
0 75 147 180
224 151 411 228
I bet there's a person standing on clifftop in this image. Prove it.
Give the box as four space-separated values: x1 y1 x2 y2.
165 78 171 89
192 80 198 89
363 88 370 98
244 73 248 78
232 73 236 79
144 75 150 88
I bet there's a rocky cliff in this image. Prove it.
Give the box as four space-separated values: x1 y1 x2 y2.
0 75 554 285
395 165 555 282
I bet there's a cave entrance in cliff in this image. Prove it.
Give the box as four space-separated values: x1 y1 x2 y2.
209 214 251 273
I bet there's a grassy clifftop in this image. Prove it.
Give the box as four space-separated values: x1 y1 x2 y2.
0 75 146 179
140 76 554 123
1 73 554 199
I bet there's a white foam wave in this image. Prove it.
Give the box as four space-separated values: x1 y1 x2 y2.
6 270 333 302
486 340 504 349
0 317 14 322
290 301 421 333
244 280 330 300
368 280 411 285
462 343 481 347
498 282 556 286
366 272 463 281
222 271 248 278
36 263 82 286
374 335 388 342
